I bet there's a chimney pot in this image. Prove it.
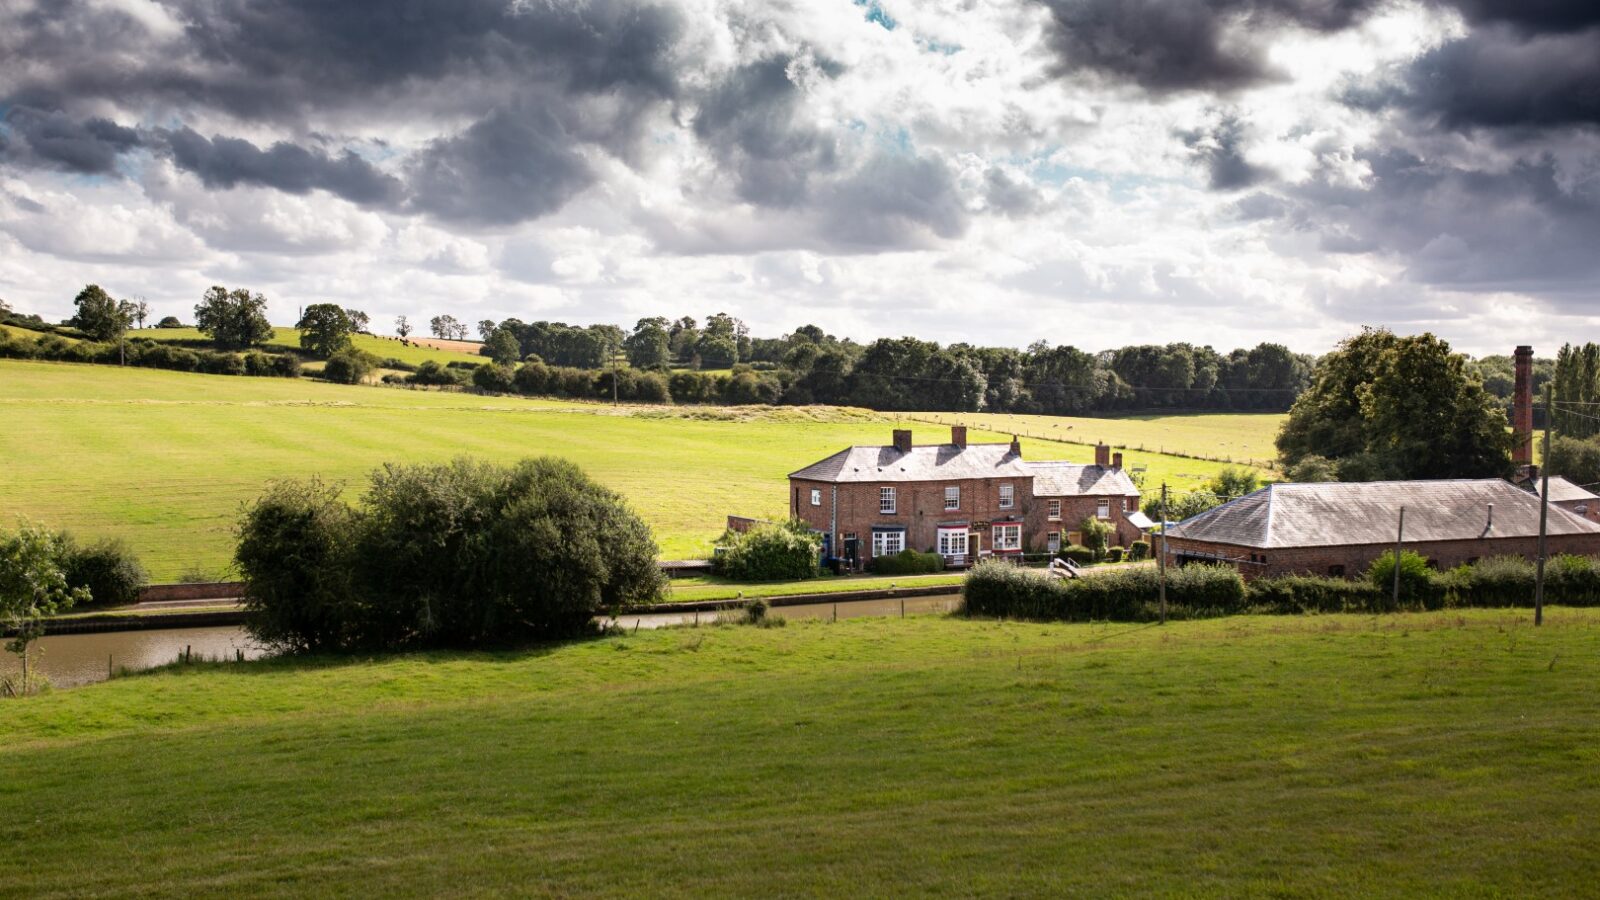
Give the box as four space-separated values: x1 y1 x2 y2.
893 429 913 454
951 425 968 448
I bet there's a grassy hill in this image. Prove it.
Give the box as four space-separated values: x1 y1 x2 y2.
0 360 1272 580
913 410 1286 468
2 609 1596 895
133 325 486 367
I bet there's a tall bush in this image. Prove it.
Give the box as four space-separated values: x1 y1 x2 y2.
1366 550 1443 608
871 548 942 575
712 519 821 581
60 537 147 608
961 559 1243 622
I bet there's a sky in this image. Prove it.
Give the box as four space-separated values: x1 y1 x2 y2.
1 0 1597 357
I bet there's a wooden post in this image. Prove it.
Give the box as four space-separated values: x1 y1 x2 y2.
1536 385 1552 627
1158 483 1168 625
1392 507 1405 608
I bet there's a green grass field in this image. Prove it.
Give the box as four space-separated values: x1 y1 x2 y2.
132 325 487 367
1 360 1271 581
912 410 1286 468
2 608 1596 896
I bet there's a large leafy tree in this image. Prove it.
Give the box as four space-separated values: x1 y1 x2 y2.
296 303 356 358
625 317 671 370
194 286 273 350
70 284 132 343
1 522 86 696
483 327 522 366
1277 329 1512 481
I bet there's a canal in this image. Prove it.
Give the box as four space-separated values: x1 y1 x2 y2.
5 594 963 689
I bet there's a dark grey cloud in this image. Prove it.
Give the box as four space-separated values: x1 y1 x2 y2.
819 153 968 249
1391 24 1600 130
1292 149 1600 297
1037 0 1380 94
405 105 593 225
693 56 839 207
0 106 141 174
1181 116 1269 189
983 167 1043 216
161 127 403 206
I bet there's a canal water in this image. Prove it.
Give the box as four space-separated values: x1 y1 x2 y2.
6 593 963 689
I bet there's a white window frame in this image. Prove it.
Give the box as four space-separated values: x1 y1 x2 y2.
880 486 896 514
1048 499 1062 521
998 484 1014 509
1097 499 1111 520
873 530 905 557
1123 498 1131 512
992 523 1022 551
810 489 822 507
937 527 968 558
1047 531 1061 553
944 486 960 511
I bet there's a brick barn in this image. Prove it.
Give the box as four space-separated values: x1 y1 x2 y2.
1161 479 1600 579
789 427 1142 568
1531 476 1600 523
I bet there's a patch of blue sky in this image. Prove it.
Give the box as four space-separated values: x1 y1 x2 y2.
918 38 962 55
852 0 896 31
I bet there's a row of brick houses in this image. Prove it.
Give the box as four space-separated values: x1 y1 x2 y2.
1161 478 1600 579
789 427 1143 567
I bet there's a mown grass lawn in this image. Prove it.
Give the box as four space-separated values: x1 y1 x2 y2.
2 609 1597 896
0 360 1267 581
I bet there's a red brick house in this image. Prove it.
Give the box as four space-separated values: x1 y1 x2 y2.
1162 478 1600 579
789 427 1142 567
1532 476 1600 523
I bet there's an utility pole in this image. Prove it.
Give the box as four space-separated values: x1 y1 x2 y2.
612 335 619 406
1392 506 1405 608
1158 482 1168 625
1535 384 1552 627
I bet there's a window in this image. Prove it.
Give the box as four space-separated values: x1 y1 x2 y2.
810 489 822 507
993 523 1022 551
999 484 1014 509
1047 499 1062 521
873 530 905 557
937 528 968 558
1096 499 1111 520
1047 532 1061 553
945 486 960 510
1123 498 1131 512
880 486 896 514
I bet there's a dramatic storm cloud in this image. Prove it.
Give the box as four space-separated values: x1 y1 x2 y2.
1 0 1598 353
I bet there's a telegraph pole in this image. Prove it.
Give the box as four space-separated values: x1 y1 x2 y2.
1158 482 1169 625
1535 384 1552 626
1392 506 1405 608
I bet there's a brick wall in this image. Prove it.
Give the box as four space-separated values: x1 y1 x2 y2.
1163 532 1600 580
792 475 1143 560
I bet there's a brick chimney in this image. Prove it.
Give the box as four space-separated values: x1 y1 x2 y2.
1095 443 1110 467
1513 345 1534 465
1112 451 1123 470
1010 435 1022 456
951 425 968 448
893 429 913 453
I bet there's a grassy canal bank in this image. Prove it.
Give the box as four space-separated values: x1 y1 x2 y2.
4 609 1598 896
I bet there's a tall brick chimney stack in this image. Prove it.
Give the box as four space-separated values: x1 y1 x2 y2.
1513 345 1534 465
893 429 913 454
1095 443 1111 467
951 425 968 448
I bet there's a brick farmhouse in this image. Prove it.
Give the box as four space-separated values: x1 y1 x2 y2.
1162 479 1600 579
789 427 1142 567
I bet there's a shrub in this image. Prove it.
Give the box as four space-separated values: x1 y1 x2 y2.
236 457 665 652
1106 546 1124 563
1365 550 1444 609
59 537 148 608
712 519 822 581
1245 575 1386 614
323 350 375 384
1128 540 1150 561
156 316 183 328
472 362 516 393
201 351 247 376
409 359 464 386
961 559 1244 622
242 350 276 377
1078 517 1113 560
1060 544 1095 566
870 548 943 575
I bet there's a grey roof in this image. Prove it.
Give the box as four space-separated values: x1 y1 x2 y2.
1165 478 1600 549
1537 476 1600 504
1126 510 1156 530
1026 462 1141 498
788 442 1033 483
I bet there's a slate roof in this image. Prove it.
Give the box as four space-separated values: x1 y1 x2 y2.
1026 462 1141 498
788 442 1033 483
1165 479 1600 549
1536 476 1600 504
